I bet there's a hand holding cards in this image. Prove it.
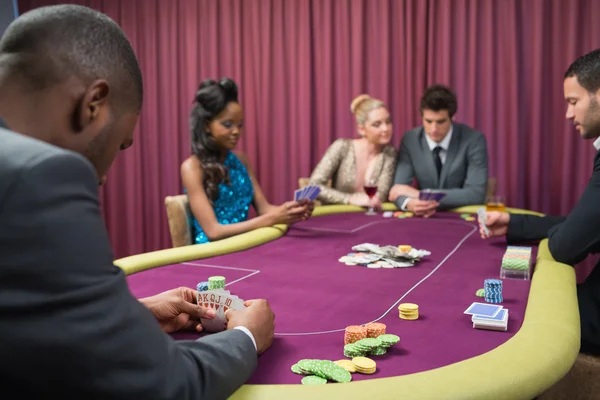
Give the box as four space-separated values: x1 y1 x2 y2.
294 184 321 201
418 189 447 202
197 277 245 333
477 207 490 236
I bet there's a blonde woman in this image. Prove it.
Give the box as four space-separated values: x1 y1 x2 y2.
309 95 397 209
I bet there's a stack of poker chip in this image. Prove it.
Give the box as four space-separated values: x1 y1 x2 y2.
501 246 532 271
344 325 368 345
343 334 400 357
351 357 377 375
398 303 419 320
196 281 209 292
208 276 225 290
484 279 503 303
291 359 352 384
364 322 386 338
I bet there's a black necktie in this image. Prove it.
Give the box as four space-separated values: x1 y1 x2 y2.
432 146 443 177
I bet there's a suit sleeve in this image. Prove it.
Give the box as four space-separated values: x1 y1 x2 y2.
392 134 416 209
1 152 257 400
506 214 566 243
438 133 488 209
309 139 352 204
545 166 600 265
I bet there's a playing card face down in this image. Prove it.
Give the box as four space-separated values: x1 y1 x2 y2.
419 189 447 202
463 302 503 318
293 185 321 201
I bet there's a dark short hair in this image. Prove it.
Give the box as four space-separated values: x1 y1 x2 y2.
419 84 457 117
0 4 143 111
565 48 600 93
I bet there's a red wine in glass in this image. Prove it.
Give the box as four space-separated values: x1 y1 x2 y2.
363 182 378 215
364 185 378 198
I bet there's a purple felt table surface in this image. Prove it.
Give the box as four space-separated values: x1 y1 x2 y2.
126 212 532 385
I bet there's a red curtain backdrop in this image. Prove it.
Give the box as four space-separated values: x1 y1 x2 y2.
17 0 600 259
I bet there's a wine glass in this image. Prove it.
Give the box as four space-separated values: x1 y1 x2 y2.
363 179 378 215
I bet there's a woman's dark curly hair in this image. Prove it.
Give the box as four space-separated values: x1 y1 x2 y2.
190 77 239 201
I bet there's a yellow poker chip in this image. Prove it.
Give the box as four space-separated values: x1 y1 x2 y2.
398 303 419 312
465 217 476 221
334 359 357 373
399 313 419 320
398 245 412 253
404 212 414 217
352 356 376 370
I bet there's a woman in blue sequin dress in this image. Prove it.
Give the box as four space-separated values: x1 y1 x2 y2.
181 78 314 244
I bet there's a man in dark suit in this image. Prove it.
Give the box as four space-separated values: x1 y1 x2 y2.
0 5 275 399
481 48 600 355
389 85 489 217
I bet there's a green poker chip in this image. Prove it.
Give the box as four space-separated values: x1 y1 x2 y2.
370 347 388 356
476 288 485 297
318 360 352 383
301 375 327 385
501 258 530 271
291 363 308 375
378 334 400 347
208 276 226 289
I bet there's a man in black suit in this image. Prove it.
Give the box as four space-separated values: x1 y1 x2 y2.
481 48 600 355
389 85 489 217
0 5 275 399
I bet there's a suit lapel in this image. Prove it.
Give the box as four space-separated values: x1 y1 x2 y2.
419 130 440 187
440 125 460 187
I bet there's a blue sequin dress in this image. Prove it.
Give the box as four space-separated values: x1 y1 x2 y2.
190 152 254 244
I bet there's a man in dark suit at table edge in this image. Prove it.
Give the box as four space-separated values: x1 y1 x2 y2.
0 5 275 399
481 48 600 356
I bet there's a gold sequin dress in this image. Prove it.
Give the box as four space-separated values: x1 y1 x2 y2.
309 139 397 204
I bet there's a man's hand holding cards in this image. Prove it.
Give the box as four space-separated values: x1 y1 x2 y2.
197 289 246 332
418 189 447 202
197 277 245 333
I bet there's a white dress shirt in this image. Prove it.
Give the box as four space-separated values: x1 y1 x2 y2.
594 137 600 150
233 326 257 351
400 126 454 211
424 126 454 164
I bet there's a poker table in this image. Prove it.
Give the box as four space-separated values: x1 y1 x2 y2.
117 205 580 400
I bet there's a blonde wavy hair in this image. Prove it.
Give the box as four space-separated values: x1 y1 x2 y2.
350 94 386 126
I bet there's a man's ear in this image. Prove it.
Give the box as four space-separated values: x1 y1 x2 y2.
72 79 110 132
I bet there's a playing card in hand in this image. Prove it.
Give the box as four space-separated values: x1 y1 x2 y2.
419 189 447 202
293 185 321 201
197 290 246 333
477 207 490 236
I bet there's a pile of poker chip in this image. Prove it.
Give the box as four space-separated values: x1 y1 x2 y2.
398 303 419 320
343 323 400 357
501 246 532 271
291 359 352 384
338 243 431 269
484 279 503 303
